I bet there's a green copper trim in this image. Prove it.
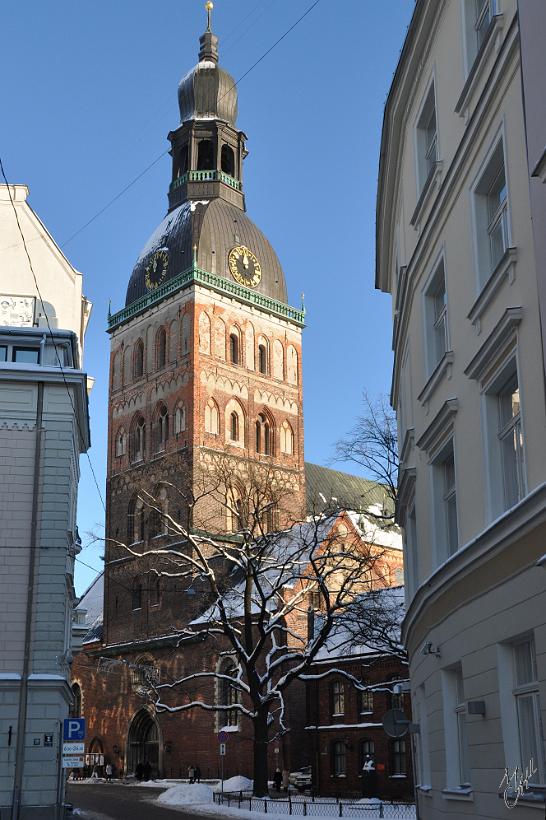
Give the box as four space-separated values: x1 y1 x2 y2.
107 265 305 331
169 170 242 193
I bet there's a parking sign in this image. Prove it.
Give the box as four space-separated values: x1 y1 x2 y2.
63 718 86 742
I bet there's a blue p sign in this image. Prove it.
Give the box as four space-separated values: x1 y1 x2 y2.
63 718 86 741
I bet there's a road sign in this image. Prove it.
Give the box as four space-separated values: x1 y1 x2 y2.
62 757 84 769
63 742 85 755
219 743 226 756
382 709 409 738
218 730 227 743
63 718 86 742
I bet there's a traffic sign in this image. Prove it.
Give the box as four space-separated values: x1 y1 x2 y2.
219 743 226 756
62 757 84 769
63 742 85 755
63 718 86 742
382 709 409 738
218 730 227 743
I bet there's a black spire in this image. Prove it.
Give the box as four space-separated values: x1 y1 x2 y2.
199 1 218 63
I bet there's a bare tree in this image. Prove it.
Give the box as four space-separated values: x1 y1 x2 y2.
108 454 401 796
335 393 399 521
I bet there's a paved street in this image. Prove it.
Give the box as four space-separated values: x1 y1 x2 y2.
66 784 219 820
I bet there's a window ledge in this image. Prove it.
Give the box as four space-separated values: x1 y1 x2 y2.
410 161 443 230
442 787 473 801
464 306 523 381
389 775 407 779
455 14 504 117
417 785 432 796
500 788 546 809
467 247 518 332
417 351 454 407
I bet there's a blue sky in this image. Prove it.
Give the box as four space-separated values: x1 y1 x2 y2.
2 1 413 593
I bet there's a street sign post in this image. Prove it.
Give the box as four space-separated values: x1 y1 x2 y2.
63 718 86 742
63 742 85 755
62 757 84 769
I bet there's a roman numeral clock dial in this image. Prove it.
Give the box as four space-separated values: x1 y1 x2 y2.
228 245 262 288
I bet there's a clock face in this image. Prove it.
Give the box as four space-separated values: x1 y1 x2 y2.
228 245 262 288
145 249 169 291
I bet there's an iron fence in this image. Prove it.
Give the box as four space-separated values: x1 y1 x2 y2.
212 792 416 819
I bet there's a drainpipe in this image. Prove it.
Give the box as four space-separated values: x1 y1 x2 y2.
12 383 44 820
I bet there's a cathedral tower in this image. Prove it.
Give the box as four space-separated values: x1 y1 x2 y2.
104 12 306 645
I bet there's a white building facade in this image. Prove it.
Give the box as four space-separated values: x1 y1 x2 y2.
0 185 91 819
376 1 546 817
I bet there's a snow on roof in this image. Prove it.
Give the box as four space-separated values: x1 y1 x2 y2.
313 586 405 661
76 571 104 644
348 511 402 550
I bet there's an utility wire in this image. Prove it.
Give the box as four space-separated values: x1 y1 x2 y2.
0 158 106 512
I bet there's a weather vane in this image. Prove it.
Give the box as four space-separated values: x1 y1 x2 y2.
205 1 214 32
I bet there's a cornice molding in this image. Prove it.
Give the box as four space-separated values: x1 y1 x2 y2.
467 247 518 332
464 307 523 382
416 398 458 457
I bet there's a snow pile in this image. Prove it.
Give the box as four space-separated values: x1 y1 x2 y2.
214 776 253 793
356 797 381 804
157 783 214 806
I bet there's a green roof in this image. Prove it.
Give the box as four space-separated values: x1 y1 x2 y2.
304 462 390 515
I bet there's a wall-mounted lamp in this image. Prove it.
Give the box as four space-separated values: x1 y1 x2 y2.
421 641 441 658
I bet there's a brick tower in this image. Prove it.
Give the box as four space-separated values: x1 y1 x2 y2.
103 13 306 647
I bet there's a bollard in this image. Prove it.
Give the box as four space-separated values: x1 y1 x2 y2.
303 801 307 816
379 804 384 819
265 799 268 813
339 801 343 817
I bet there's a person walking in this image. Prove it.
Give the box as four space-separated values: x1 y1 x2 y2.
195 766 201 784
105 763 113 782
362 755 377 798
188 764 195 784
273 768 282 791
282 768 290 792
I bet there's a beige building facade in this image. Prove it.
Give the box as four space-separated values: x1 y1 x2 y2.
376 1 546 816
0 185 91 819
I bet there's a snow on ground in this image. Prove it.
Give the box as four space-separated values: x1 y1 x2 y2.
213 776 254 793
157 783 214 806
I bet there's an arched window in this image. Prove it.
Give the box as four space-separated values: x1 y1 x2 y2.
156 327 167 369
197 139 214 171
178 144 189 176
219 659 239 727
128 496 146 544
127 497 136 544
71 683 82 718
149 576 161 607
229 412 239 442
132 577 142 610
263 502 277 534
182 314 191 355
130 416 146 463
149 486 168 538
221 144 235 176
154 404 169 453
280 421 294 455
258 339 268 375
273 339 284 380
229 332 239 365
174 404 186 435
205 399 219 435
115 428 126 457
287 345 298 385
133 339 144 380
227 486 246 533
256 413 271 455
199 311 211 354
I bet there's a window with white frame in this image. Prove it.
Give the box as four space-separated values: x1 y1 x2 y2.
442 666 471 790
481 354 526 518
424 259 449 374
463 0 495 68
432 441 458 560
416 83 438 193
513 637 544 784
391 739 407 776
498 369 525 509
473 139 509 287
332 741 346 776
414 684 431 788
174 404 186 435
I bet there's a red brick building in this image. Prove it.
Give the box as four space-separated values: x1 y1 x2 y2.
71 13 411 797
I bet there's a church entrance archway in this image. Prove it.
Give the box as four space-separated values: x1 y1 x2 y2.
127 709 161 777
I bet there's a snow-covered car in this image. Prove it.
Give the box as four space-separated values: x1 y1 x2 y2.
289 766 312 790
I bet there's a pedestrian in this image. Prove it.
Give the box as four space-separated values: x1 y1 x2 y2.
135 761 143 781
362 755 377 798
188 764 195 784
195 765 201 784
105 763 113 782
273 768 282 791
142 760 152 781
282 768 290 792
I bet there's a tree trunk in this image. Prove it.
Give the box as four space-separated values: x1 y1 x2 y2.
253 707 269 797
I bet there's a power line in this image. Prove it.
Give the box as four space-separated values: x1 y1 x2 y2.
0 158 106 512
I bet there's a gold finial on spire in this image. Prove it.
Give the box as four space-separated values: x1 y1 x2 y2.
205 1 214 32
